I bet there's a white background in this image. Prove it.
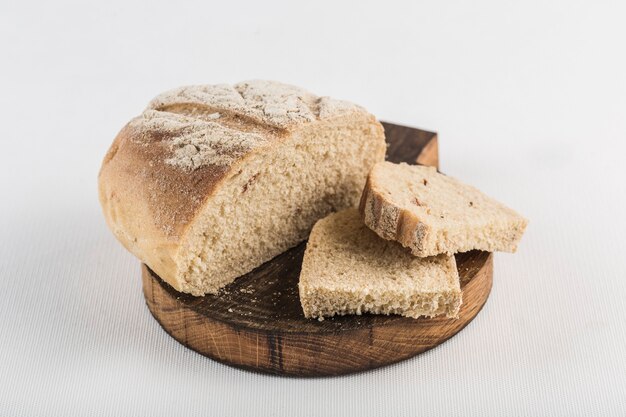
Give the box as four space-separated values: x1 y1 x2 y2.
1 0 625 415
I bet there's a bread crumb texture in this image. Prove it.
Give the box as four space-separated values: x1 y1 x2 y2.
360 162 528 256
299 209 462 320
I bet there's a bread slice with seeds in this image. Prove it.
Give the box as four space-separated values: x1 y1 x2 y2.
359 162 528 257
299 208 462 320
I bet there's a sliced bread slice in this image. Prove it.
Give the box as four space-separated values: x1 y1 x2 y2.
298 208 462 320
360 162 528 257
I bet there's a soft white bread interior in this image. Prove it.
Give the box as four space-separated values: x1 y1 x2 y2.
360 162 528 257
299 209 462 320
99 81 386 295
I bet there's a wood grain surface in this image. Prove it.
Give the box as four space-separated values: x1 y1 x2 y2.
142 122 493 376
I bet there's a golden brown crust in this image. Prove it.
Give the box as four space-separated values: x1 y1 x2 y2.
359 176 430 256
100 122 231 238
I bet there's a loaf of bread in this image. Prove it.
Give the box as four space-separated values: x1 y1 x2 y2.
299 209 462 320
360 162 528 257
99 81 386 295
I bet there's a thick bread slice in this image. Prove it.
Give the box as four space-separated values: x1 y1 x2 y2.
360 162 528 257
98 81 386 295
299 209 462 320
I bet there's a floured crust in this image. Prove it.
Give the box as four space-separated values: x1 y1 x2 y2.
98 80 382 291
148 81 362 129
359 162 528 257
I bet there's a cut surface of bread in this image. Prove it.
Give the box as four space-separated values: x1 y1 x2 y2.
98 81 386 295
360 162 528 257
299 209 462 320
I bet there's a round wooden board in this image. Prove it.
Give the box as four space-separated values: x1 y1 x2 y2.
141 122 494 376
143 250 492 377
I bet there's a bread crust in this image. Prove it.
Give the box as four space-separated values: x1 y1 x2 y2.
359 162 528 257
99 81 385 292
359 176 429 255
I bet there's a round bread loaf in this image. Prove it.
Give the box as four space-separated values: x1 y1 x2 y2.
98 80 386 295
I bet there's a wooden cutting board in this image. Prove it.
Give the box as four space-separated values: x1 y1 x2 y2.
142 122 493 377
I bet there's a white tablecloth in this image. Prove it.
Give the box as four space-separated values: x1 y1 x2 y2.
1 1 625 415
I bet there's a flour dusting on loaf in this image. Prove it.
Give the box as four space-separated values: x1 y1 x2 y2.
129 110 268 170
148 80 362 129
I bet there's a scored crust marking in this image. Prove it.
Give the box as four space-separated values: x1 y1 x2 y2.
130 81 364 173
148 80 362 130
128 110 269 171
